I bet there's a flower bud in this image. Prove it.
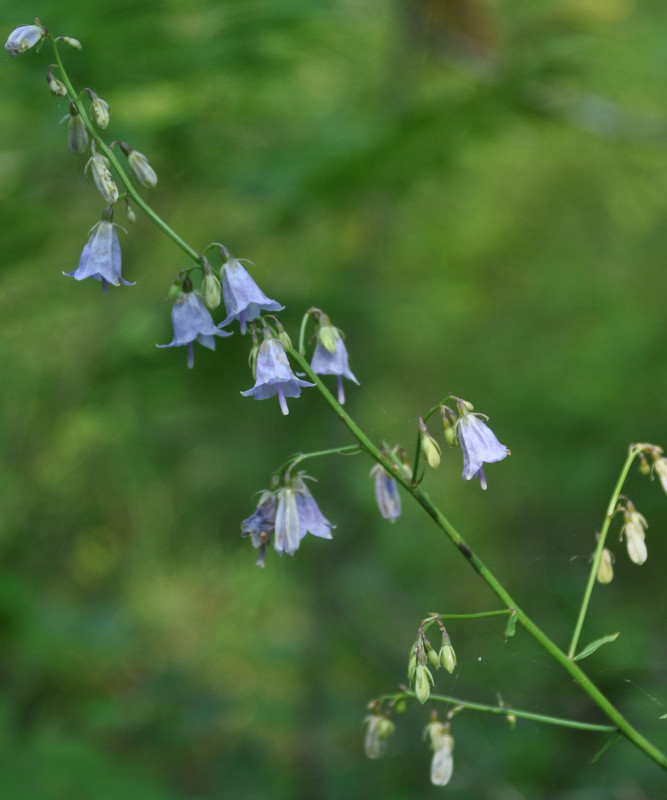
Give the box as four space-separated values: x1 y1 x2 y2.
58 36 82 50
429 725 454 787
67 107 88 154
427 645 441 670
86 153 118 204
506 712 517 730
420 419 441 469
202 273 222 310
413 664 433 704
315 314 340 353
596 548 614 584
5 24 46 57
46 67 67 97
167 279 182 303
621 502 648 565
364 713 394 759
125 201 137 224
277 329 292 350
440 642 456 674
127 148 158 188
654 458 667 495
91 97 110 129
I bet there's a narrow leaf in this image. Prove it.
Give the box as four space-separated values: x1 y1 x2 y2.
574 632 620 662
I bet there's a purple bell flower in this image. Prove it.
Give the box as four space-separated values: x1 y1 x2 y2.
219 256 283 334
241 337 314 415
370 464 401 522
293 474 334 540
241 490 277 568
311 339 359 404
457 407 509 489
63 219 133 290
157 290 232 368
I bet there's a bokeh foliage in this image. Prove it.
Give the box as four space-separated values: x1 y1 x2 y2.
1 0 666 796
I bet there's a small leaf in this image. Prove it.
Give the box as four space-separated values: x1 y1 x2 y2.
504 611 517 638
659 713 667 720
574 632 620 661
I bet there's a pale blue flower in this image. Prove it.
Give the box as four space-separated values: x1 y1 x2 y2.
219 257 283 334
457 408 508 489
64 219 133 290
311 339 359 404
241 337 314 415
5 24 45 57
370 464 401 522
293 474 334 540
157 290 231 368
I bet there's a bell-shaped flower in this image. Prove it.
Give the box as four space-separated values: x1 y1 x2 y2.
292 474 334 540
241 336 314 415
456 402 509 489
67 108 89 154
219 255 283 334
311 339 359 405
370 464 401 522
5 24 45 57
241 490 277 568
430 730 454 787
596 547 614 584
363 713 395 760
63 214 133 290
274 487 301 556
621 503 648 565
157 288 231 368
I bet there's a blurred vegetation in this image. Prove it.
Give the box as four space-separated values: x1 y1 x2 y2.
1 0 667 797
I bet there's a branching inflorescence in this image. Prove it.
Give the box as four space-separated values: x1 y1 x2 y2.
6 19 667 787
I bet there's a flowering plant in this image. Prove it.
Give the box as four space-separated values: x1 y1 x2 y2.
5 17 667 792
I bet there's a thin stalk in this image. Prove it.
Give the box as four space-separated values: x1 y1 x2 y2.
274 445 361 475
380 691 618 733
568 446 643 658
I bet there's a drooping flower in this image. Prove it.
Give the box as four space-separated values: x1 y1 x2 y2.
311 339 359 405
219 254 283 334
653 457 667 496
427 723 454 787
274 487 301 556
456 401 509 489
46 67 67 97
157 287 231 368
90 96 110 129
241 336 314 415
241 490 277 568
63 212 133 290
128 149 157 188
620 502 648 565
363 713 395 760
413 664 434 704
5 24 46 57
292 474 334 540
370 464 401 522
67 107 89 153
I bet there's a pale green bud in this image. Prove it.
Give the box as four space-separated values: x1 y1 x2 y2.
202 273 221 310
506 712 517 730
440 643 456 674
277 329 292 350
86 153 118 205
91 97 110 129
167 280 182 302
621 504 648 565
317 316 340 353
125 202 137 224
376 717 396 739
364 714 393 759
421 433 441 469
596 548 614 584
414 664 433 704
127 149 158 188
430 733 454 787
407 650 417 682
427 646 441 670
68 109 88 154
46 68 67 97
444 426 457 446
654 458 667 495
58 36 82 51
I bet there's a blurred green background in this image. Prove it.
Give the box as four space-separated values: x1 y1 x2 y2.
2 0 667 797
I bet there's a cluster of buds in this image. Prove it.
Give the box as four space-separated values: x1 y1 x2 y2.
408 621 457 704
241 471 334 566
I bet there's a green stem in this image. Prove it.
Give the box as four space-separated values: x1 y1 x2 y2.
568 445 644 659
50 36 202 266
422 610 511 627
286 347 667 771
381 691 618 733
274 445 361 475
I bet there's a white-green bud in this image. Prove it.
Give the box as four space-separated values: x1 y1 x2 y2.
414 664 433 704
596 548 614 584
364 713 393 759
126 203 137 224
430 733 454 787
440 642 456 674
167 280 182 303
654 458 667 495
91 97 110 129
68 111 89 154
58 36 82 51
277 329 292 350
621 504 648 565
202 273 221 310
46 68 67 97
421 432 441 469
316 316 340 353
427 646 441 670
86 154 119 205
127 149 158 188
